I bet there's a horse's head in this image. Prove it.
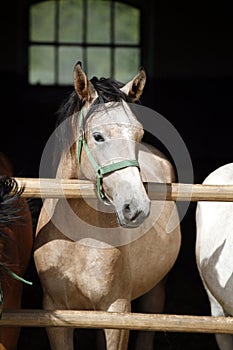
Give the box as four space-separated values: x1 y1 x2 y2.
73 62 150 228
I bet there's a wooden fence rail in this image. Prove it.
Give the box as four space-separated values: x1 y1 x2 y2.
15 177 233 202
1 310 233 334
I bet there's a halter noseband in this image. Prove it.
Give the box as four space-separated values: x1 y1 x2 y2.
77 109 140 202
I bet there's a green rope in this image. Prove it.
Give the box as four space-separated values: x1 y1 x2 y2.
0 264 32 318
3 265 33 285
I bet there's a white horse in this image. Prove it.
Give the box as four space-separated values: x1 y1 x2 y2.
196 163 233 350
34 63 181 349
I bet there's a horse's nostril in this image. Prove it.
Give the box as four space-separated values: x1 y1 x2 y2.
123 204 142 222
123 204 131 215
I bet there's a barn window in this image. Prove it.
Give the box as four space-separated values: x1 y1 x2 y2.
28 0 141 85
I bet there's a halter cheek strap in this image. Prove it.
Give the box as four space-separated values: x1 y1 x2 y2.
77 109 140 201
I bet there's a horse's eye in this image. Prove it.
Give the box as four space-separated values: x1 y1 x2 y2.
93 132 105 143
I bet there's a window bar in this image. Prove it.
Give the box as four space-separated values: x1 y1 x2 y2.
55 0 59 85
83 0 88 74
110 0 115 78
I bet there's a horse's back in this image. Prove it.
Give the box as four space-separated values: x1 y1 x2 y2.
196 163 233 318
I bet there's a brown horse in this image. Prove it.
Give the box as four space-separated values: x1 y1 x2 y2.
34 63 181 349
0 152 33 350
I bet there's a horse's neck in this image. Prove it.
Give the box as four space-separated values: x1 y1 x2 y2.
139 142 175 183
56 146 79 179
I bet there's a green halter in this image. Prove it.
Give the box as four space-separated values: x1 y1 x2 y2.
77 109 140 201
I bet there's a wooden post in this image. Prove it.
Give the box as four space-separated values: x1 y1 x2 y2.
15 178 233 202
1 310 233 334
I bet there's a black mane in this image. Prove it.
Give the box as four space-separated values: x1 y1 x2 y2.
56 76 133 127
90 76 131 104
0 176 24 236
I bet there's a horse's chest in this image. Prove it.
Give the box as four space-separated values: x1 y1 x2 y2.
37 239 131 308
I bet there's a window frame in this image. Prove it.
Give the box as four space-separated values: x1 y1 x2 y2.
27 0 142 86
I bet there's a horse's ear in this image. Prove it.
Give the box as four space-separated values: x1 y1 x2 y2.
120 68 146 102
73 62 97 102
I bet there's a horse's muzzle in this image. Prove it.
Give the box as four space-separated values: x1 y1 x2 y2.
117 199 150 228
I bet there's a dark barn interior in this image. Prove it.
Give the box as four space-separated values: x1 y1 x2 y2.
0 0 232 349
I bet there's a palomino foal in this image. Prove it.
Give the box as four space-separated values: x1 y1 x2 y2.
34 63 181 350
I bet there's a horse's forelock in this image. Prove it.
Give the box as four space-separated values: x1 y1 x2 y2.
90 77 132 104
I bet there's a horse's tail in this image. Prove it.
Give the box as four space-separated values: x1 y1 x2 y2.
0 176 25 230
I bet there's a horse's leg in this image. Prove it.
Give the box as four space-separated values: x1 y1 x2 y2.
104 298 131 350
132 278 166 350
206 289 233 350
43 294 74 350
47 327 74 350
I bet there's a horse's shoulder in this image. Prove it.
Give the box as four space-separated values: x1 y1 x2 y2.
139 142 175 183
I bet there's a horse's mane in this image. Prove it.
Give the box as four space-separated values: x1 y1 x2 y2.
0 176 24 237
52 76 135 173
